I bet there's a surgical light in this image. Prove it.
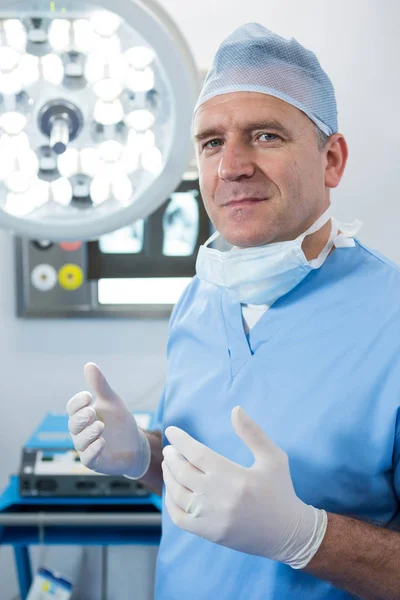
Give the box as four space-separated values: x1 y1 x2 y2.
0 111 27 134
41 53 64 85
0 0 199 241
91 13 121 38
125 109 155 131
125 46 154 69
48 19 70 53
4 18 27 51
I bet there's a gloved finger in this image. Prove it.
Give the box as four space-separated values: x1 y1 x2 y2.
165 488 191 531
231 406 286 464
66 391 92 417
68 406 97 435
162 460 195 514
72 420 105 452
79 437 105 471
163 445 205 493
165 426 225 474
84 363 119 402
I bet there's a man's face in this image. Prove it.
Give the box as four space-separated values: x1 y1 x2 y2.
193 92 331 248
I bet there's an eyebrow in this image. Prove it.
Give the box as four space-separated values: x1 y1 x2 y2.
193 119 292 142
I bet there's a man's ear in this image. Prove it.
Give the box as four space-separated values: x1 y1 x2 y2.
324 134 348 189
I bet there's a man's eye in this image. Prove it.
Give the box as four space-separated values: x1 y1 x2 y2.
204 139 221 149
258 133 279 141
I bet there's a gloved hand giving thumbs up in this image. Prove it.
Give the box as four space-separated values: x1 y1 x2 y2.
66 363 151 479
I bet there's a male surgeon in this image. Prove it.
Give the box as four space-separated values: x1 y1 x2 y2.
67 23 400 599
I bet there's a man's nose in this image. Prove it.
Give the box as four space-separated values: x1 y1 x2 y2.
218 142 256 181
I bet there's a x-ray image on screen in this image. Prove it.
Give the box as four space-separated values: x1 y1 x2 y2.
87 178 209 282
162 190 199 256
99 221 145 254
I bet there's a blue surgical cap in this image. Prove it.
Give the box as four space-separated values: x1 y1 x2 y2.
195 22 338 135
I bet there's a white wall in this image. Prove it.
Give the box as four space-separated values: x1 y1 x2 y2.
1 0 399 598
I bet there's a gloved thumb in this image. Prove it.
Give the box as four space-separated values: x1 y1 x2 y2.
231 406 280 464
84 362 119 403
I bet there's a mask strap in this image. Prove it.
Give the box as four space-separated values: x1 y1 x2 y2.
308 219 338 269
203 230 220 248
299 207 332 241
332 218 363 248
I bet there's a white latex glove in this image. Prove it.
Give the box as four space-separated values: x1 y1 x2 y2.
66 363 151 479
162 406 327 569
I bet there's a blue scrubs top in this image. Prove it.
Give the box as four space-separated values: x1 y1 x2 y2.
154 240 400 600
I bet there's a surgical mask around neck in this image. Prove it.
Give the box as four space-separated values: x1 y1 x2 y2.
196 209 362 305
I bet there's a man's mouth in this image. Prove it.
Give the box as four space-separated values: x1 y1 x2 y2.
223 197 268 207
